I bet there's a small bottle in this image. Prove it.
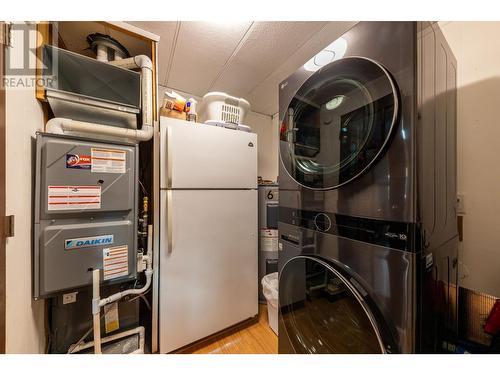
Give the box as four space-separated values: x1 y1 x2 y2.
186 98 198 122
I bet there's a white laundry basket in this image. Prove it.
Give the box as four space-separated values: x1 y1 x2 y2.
261 272 278 336
198 92 251 124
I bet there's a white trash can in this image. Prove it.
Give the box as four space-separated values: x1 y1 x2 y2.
261 272 278 336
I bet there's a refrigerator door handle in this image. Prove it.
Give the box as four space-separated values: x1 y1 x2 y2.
167 126 173 189
167 189 173 253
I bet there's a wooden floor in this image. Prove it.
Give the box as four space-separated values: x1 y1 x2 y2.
186 304 278 354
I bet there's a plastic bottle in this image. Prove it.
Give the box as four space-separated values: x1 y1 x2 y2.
186 98 198 122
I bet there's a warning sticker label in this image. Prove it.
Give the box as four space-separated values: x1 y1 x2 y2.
103 245 129 281
260 229 278 252
91 148 126 174
48 186 101 211
104 302 120 333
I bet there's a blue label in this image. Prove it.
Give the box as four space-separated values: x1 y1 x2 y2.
65 234 114 250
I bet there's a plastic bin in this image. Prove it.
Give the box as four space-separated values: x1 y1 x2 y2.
261 272 278 335
198 92 250 124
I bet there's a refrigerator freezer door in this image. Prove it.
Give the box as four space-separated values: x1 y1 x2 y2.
160 117 257 189
159 189 258 353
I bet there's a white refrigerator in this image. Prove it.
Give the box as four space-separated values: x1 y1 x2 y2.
159 117 258 353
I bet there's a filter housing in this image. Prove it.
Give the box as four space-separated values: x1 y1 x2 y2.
33 133 138 299
42 45 141 129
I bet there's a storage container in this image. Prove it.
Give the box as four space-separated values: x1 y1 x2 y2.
198 92 250 124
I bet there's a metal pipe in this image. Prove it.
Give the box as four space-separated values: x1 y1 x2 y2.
46 55 154 143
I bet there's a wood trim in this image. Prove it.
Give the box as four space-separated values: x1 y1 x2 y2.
35 22 50 102
98 22 160 43
0 21 7 354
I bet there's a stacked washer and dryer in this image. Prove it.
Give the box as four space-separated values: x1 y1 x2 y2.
278 22 458 353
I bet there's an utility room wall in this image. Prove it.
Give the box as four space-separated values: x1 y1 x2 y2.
439 21 500 298
159 85 279 182
5 24 46 353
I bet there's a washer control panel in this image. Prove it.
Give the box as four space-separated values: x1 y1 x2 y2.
279 207 420 252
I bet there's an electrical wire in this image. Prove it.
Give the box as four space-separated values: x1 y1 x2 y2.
67 312 106 354
127 291 152 311
138 179 148 195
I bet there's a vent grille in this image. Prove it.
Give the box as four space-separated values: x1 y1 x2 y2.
221 104 241 124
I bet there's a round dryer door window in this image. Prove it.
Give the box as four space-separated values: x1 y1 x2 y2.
279 256 386 354
280 57 399 190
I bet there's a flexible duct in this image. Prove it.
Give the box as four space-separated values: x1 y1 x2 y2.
46 55 154 143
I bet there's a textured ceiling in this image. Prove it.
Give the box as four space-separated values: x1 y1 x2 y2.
129 21 357 115
59 21 358 116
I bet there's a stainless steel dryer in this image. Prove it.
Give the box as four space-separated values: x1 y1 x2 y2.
278 21 459 354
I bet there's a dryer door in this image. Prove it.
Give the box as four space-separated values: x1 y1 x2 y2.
279 256 390 354
280 57 399 190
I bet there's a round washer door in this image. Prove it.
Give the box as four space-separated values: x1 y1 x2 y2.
280 57 399 190
279 256 388 354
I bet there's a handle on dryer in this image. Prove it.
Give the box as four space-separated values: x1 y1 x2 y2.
166 190 173 253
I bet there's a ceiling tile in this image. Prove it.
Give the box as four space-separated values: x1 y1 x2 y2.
209 21 327 101
167 21 253 97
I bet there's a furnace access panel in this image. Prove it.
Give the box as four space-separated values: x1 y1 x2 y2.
33 133 138 299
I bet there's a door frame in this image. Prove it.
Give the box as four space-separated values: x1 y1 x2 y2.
0 20 7 354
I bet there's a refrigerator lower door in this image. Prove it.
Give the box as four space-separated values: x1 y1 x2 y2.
159 189 258 353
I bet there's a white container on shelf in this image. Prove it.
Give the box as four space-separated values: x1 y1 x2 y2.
198 92 251 125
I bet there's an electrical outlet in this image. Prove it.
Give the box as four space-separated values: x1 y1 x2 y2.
62 292 78 305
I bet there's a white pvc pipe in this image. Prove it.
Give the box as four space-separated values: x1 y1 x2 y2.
70 326 145 354
110 56 154 134
96 44 108 62
147 224 153 270
46 54 154 143
99 269 152 307
46 117 154 142
92 269 102 354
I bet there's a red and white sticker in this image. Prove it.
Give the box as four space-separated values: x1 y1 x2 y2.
260 229 278 252
91 148 126 174
103 245 129 280
48 186 101 211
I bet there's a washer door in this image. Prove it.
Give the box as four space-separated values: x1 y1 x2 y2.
279 256 388 354
280 57 399 190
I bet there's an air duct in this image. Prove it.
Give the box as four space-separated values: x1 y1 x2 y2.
46 54 154 143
